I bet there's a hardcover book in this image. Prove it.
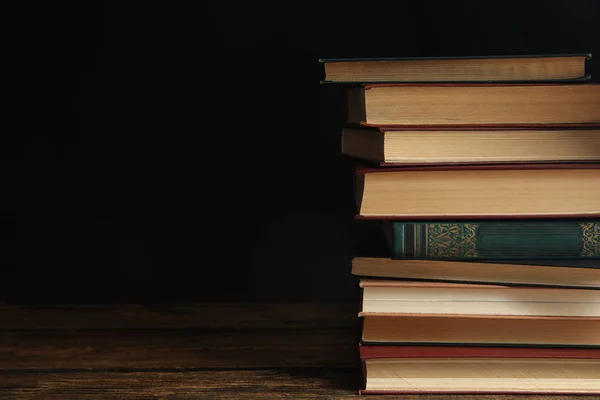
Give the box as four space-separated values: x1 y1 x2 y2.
358 345 600 394
360 314 600 346
341 125 600 166
383 219 600 260
354 163 600 219
346 83 600 127
358 279 600 318
350 257 600 288
319 53 592 83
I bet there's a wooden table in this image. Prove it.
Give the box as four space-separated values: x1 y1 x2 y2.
0 302 594 399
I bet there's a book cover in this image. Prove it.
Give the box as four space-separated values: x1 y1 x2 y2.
320 53 592 84
384 219 600 260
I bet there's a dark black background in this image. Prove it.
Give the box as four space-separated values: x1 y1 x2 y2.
3 1 600 304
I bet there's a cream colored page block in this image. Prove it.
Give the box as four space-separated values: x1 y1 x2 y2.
360 169 600 216
365 85 600 125
366 358 600 392
384 130 600 162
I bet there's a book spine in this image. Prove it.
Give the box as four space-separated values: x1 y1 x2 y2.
388 220 600 260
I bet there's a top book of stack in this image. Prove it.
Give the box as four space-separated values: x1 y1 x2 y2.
320 53 592 83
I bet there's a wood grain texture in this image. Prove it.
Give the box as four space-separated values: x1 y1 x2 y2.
0 303 359 330
2 370 593 400
0 330 358 370
0 302 593 399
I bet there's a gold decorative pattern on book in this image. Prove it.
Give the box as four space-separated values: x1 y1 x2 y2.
580 222 600 257
426 223 478 258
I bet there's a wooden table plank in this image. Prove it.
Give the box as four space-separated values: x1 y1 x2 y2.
0 303 359 330
3 369 589 400
0 329 358 370
0 302 596 399
1 369 356 399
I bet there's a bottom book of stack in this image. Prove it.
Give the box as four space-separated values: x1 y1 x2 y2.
354 258 600 395
360 345 600 395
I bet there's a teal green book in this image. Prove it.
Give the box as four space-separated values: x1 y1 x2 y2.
384 220 600 260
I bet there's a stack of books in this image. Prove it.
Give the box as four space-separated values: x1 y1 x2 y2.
321 54 600 394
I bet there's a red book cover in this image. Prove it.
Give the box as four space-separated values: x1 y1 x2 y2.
359 344 600 395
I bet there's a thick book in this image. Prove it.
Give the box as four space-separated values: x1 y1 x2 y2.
319 53 592 83
358 344 600 394
358 279 600 317
383 219 600 260
346 83 600 127
341 125 600 166
354 163 600 220
351 257 600 288
361 314 600 346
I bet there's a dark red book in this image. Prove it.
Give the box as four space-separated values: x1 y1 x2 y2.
359 344 600 394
